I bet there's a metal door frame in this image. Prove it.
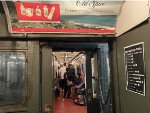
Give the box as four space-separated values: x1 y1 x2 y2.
40 42 101 113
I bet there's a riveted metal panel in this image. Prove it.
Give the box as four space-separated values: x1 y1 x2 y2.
41 46 53 113
0 41 40 113
116 20 150 113
27 41 40 113
0 41 28 50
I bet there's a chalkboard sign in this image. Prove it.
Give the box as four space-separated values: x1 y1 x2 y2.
124 42 145 96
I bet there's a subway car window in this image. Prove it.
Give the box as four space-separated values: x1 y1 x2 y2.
0 52 25 105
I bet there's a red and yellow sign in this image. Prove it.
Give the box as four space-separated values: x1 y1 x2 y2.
15 2 60 22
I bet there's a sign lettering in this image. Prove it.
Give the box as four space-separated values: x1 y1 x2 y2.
124 42 145 96
15 2 60 22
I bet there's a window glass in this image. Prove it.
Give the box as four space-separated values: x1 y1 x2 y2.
0 52 25 105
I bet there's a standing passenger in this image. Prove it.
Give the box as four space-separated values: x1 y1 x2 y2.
64 68 74 98
59 63 67 91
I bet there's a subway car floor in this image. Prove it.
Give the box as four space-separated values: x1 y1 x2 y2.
54 98 87 113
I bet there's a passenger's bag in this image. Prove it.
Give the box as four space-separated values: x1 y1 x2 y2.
67 80 73 86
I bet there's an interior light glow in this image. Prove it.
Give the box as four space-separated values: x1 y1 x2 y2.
10 56 17 59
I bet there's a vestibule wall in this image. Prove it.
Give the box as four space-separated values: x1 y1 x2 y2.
114 19 150 113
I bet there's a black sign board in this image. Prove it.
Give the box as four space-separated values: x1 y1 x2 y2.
124 42 145 96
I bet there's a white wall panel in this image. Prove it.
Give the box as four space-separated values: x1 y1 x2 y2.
116 1 149 37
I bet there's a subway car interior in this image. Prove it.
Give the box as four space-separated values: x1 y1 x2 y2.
43 42 110 113
1 1 150 113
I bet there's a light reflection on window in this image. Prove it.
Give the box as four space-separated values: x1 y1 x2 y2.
0 52 25 105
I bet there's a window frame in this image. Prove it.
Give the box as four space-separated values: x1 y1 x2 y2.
0 50 27 106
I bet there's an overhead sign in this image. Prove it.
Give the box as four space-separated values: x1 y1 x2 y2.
3 1 123 34
124 42 145 96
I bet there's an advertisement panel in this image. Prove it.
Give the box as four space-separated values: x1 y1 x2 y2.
15 2 60 22
3 1 123 34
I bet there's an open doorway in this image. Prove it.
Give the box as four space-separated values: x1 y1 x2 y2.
41 42 111 113
53 51 87 113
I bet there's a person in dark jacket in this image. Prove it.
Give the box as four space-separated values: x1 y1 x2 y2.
63 68 74 98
